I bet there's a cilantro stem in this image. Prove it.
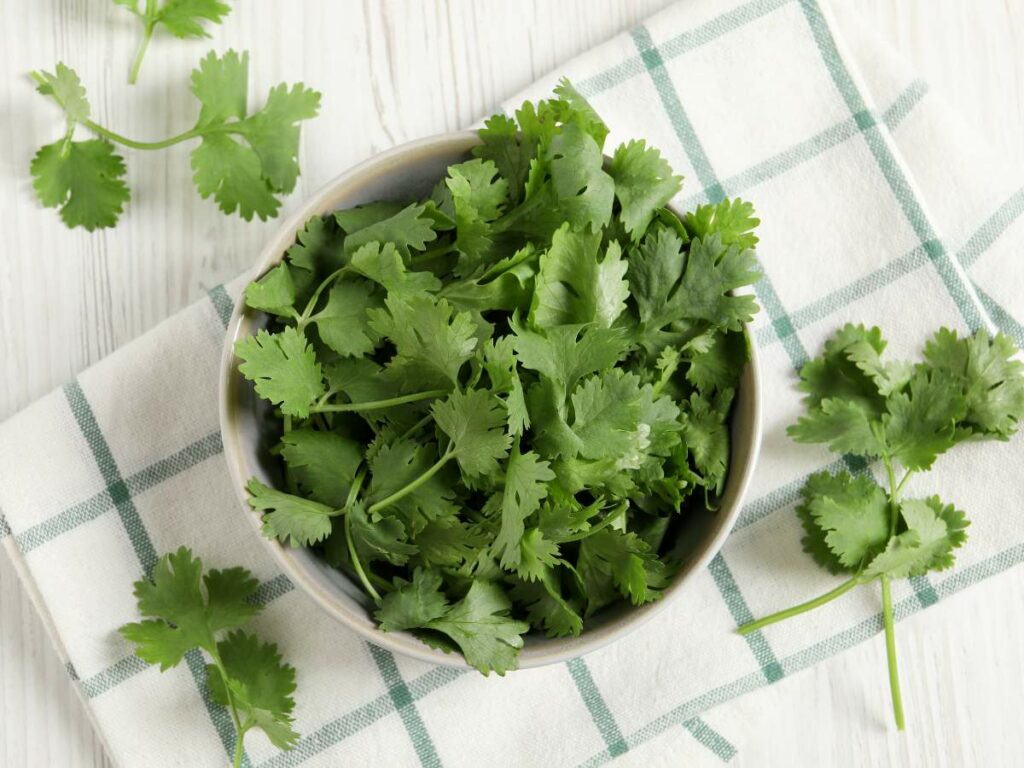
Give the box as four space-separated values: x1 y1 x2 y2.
881 575 906 730
297 267 352 329
559 500 629 543
882 457 907 729
208 653 248 768
344 509 381 602
398 413 435 441
312 389 449 414
128 20 156 85
342 469 381 602
737 574 863 635
80 119 210 150
367 448 454 515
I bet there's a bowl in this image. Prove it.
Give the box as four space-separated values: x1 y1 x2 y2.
219 130 763 669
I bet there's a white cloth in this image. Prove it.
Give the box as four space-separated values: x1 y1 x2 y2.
2 1 1023 766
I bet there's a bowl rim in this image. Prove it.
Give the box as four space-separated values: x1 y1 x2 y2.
218 129 763 670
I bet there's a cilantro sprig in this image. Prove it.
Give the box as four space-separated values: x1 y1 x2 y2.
235 80 762 674
119 547 298 766
30 52 320 231
740 324 1024 728
114 0 232 83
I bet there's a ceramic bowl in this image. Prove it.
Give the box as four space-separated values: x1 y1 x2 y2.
219 130 763 669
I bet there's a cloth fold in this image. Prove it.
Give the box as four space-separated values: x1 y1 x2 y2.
3 1 1023 765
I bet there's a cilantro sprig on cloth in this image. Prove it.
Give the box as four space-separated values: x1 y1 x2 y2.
119 547 299 767
740 324 1024 728
30 52 319 230
235 80 762 674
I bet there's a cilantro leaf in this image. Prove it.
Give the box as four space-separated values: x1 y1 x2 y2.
578 528 667 608
882 368 964 471
492 448 555 567
376 568 450 631
235 327 325 418
788 396 886 458
369 294 477 388
350 241 442 295
425 581 529 675
118 547 259 669
531 225 629 328
609 139 683 240
311 281 382 358
682 198 760 251
207 630 299 751
245 263 297 317
189 51 321 220
802 471 890 569
482 336 530 436
118 547 300 759
864 497 968 579
246 478 339 547
511 572 583 638
279 429 361 507
31 138 130 231
923 328 1024 437
432 389 512 478
344 202 438 257
511 320 629 391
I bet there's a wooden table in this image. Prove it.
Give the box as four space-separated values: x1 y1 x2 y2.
1 1 1022 765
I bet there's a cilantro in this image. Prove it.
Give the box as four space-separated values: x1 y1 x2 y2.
115 0 231 83
236 82 763 674
119 547 298 766
31 52 319 230
741 324 1024 731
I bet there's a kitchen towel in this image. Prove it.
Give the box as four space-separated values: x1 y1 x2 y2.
3 0 1024 765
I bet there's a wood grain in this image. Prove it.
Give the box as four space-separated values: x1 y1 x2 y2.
0 1 1021 766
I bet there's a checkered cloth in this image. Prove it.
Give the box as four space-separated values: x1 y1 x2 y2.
3 0 1024 765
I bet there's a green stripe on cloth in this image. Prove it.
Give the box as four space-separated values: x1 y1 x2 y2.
369 645 443 768
976 288 1024 345
81 655 150 698
581 542 1024 768
755 242 932 348
682 716 737 762
63 381 248 767
798 0 987 332
567 658 628 758
708 554 784 682
880 79 929 129
251 573 294 606
16 431 223 553
209 284 235 329
577 0 792 98
958 186 1024 268
259 667 465 768
186 647 252 768
682 78 926 210
735 457 850 531
632 26 724 203
64 382 159 575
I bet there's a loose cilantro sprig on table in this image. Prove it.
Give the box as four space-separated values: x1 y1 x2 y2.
235 79 762 674
119 547 299 767
740 324 1024 729
114 0 232 83
30 52 319 231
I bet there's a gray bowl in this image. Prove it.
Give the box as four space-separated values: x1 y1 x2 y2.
219 131 763 669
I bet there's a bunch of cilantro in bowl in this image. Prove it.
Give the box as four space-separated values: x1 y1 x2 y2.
234 80 762 674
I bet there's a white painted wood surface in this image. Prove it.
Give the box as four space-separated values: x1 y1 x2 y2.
0 1 1022 765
